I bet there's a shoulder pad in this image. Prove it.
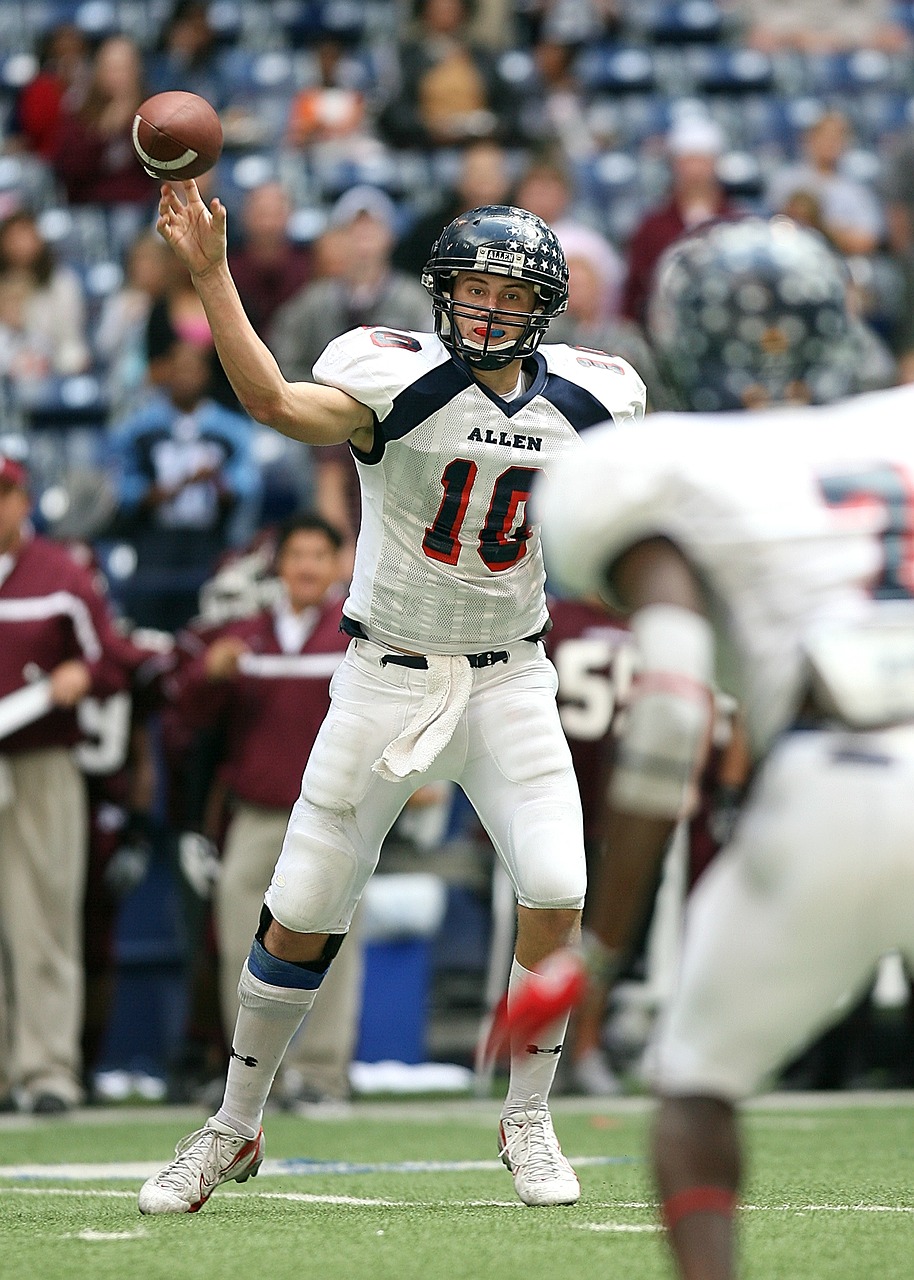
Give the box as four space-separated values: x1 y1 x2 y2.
312 326 450 421
542 343 647 425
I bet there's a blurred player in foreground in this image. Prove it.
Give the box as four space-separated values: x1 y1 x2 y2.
139 180 646 1214
520 216 914 1278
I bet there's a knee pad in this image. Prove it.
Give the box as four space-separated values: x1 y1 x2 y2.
266 800 364 932
509 796 587 909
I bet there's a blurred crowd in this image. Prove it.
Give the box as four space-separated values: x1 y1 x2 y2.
3 0 914 1110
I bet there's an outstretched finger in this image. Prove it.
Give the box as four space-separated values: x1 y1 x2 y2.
159 184 183 217
183 178 204 207
210 198 226 228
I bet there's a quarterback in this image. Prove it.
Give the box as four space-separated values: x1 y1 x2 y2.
138 181 645 1215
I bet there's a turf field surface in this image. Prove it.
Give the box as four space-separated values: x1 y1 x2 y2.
2 1092 913 1280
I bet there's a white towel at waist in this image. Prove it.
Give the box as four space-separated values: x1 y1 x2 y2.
372 654 474 783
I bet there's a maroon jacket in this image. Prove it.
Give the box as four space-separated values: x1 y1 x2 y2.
0 535 128 754
176 597 347 809
229 244 312 340
621 196 740 324
52 111 157 205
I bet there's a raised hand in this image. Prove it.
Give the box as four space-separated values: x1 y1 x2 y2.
157 180 227 278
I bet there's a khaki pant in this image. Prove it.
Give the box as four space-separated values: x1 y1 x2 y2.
0 749 87 1105
215 802 363 1101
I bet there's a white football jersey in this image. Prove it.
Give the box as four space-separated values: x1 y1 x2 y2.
538 384 914 756
313 326 646 653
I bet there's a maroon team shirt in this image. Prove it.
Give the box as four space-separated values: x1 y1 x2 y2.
176 597 348 809
0 535 127 754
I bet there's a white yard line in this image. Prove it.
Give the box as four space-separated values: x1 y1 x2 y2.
0 1154 631 1181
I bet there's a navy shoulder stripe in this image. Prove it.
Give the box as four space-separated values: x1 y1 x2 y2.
382 360 471 442
541 373 614 434
352 360 471 464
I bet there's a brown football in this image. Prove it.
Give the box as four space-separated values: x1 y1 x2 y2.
132 91 223 181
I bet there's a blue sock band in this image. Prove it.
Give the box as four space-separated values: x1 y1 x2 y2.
247 938 325 990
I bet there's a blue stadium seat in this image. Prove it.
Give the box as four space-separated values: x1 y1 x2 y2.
216 48 302 96
719 94 796 153
800 50 904 95
23 373 109 431
846 91 914 152
0 151 57 211
616 94 674 146
39 204 151 270
206 0 245 46
693 46 774 94
0 50 37 90
633 1 725 46
270 0 369 48
575 149 665 245
576 45 657 94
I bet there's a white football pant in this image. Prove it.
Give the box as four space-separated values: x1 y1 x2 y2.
649 724 914 1100
265 635 587 934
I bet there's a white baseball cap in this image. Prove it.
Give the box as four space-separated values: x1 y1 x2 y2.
666 115 726 157
328 184 398 232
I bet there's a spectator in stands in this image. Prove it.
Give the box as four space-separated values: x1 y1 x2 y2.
0 209 90 381
96 230 173 415
0 451 129 1113
51 34 156 207
513 153 625 311
285 31 377 164
765 110 883 257
270 185 432 385
146 250 237 409
10 22 91 160
147 0 223 108
271 187 432 563
378 0 523 149
106 339 262 631
518 23 603 160
723 0 911 53
393 138 514 277
548 225 672 410
517 0 621 46
622 114 739 325
227 183 312 342
175 513 358 1105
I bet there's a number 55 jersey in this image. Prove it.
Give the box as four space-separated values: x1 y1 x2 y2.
537 384 914 761
313 326 646 654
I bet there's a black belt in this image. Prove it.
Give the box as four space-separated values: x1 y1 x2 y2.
340 614 546 670
380 649 509 669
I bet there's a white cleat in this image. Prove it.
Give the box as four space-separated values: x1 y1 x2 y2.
498 1096 581 1206
138 1117 264 1214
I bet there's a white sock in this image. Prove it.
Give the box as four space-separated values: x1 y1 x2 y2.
502 958 571 1116
215 961 318 1136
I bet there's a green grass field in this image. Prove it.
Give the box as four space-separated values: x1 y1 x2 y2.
2 1092 913 1280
